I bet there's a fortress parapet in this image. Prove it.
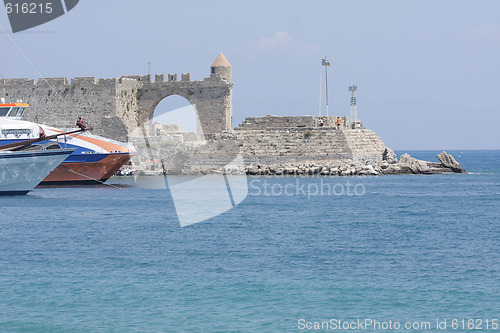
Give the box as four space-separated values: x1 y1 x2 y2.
36 77 69 88
1 53 233 141
235 115 350 130
1 78 36 88
71 77 100 86
120 75 151 83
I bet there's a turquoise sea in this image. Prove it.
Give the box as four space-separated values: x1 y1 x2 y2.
0 151 498 332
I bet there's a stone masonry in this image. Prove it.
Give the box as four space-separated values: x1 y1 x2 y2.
130 114 388 174
236 115 349 130
1 53 403 174
0 53 233 142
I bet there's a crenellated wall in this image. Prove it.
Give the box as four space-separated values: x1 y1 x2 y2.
235 115 350 130
1 53 390 174
0 56 233 142
1 76 129 140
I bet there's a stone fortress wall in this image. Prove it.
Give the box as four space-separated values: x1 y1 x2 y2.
131 114 388 174
2 53 393 173
235 115 349 130
0 53 233 142
1 76 135 141
233 116 386 163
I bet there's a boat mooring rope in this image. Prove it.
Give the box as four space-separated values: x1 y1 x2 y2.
58 166 126 190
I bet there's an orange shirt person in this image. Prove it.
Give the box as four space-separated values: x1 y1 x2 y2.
336 117 341 129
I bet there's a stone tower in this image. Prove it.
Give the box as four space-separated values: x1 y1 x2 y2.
210 53 232 83
209 52 232 130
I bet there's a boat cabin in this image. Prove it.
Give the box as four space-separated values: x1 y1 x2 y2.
0 101 40 140
0 101 30 119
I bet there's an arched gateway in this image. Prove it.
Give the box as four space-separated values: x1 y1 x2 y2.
0 53 232 141
134 53 232 136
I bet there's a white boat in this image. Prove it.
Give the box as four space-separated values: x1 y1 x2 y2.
0 148 75 195
0 100 131 185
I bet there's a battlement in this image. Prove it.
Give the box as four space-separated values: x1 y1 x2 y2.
120 75 152 83
35 77 69 88
119 73 197 83
117 72 229 86
235 115 350 130
1 53 233 141
71 77 100 85
1 78 36 88
1 77 123 89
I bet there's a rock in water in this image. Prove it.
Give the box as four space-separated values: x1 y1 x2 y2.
246 167 259 175
437 151 466 173
382 147 398 164
398 153 430 174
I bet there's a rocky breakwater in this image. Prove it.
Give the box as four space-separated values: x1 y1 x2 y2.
245 150 466 176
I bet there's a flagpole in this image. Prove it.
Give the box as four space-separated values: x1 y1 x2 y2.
325 58 329 116
319 62 323 116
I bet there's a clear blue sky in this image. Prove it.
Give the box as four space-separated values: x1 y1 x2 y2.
1 0 499 150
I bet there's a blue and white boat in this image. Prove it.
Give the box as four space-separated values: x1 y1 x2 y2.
0 100 131 185
0 148 75 195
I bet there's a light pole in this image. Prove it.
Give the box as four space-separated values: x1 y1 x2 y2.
349 85 357 129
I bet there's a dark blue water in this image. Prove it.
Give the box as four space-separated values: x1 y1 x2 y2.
0 151 498 332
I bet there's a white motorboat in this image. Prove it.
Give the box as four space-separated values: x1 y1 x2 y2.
0 148 75 195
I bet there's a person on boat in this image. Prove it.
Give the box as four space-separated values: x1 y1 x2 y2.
76 117 87 130
318 119 324 127
38 126 46 139
337 117 341 129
